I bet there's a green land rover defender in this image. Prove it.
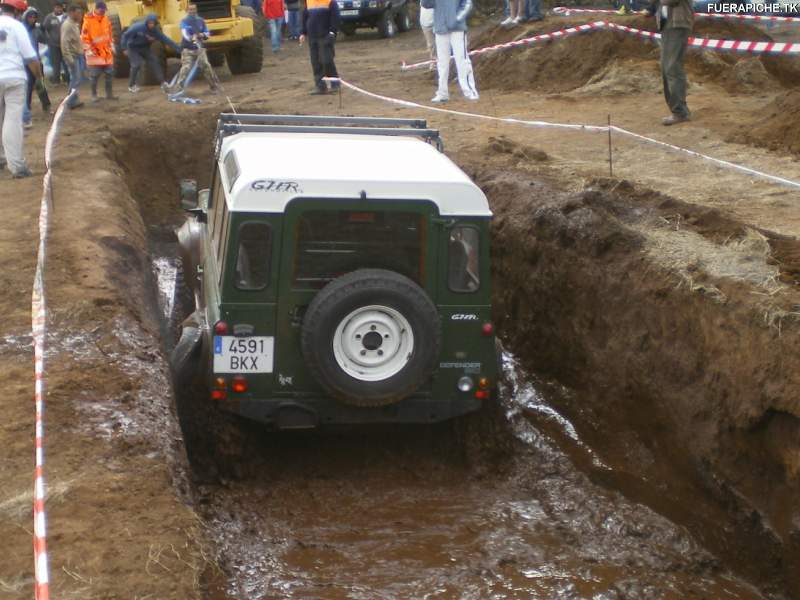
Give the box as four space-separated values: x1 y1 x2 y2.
172 114 498 430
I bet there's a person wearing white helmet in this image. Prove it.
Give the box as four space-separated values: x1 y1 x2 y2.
0 0 41 177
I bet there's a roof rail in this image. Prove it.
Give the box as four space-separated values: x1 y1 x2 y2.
214 113 444 155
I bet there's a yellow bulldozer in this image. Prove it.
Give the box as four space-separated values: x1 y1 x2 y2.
108 0 264 84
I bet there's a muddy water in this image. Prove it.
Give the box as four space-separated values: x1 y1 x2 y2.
151 255 767 599
172 337 768 600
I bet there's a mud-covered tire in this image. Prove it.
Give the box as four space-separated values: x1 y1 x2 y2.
301 269 440 407
226 5 264 75
207 51 226 67
110 14 130 78
341 23 357 36
168 258 196 342
377 9 397 38
396 5 412 32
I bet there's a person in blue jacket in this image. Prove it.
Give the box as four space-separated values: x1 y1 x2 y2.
120 14 181 93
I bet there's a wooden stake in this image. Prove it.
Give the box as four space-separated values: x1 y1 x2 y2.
607 114 613 177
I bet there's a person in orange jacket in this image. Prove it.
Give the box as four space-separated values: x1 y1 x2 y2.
262 0 285 52
81 0 116 102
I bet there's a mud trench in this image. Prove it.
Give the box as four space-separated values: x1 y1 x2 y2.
106 113 796 600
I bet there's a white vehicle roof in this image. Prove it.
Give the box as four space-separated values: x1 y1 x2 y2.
217 132 492 217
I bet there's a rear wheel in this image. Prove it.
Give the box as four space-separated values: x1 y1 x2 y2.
377 9 397 38
226 5 265 74
301 269 441 407
396 4 412 32
110 14 130 79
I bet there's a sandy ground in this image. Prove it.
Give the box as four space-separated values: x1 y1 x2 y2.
0 11 799 599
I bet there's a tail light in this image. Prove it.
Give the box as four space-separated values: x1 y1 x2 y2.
475 389 490 400
478 377 490 389
214 320 229 335
481 323 494 336
231 376 248 394
212 377 227 400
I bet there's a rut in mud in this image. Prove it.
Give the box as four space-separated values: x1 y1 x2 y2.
109 113 796 599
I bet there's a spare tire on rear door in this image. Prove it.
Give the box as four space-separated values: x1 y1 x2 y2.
301 269 441 407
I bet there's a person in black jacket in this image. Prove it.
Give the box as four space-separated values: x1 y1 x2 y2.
41 1 69 84
120 14 181 93
299 0 340 95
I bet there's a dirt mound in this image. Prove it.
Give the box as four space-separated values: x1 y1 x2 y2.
483 170 800 598
727 90 800 157
568 58 662 96
472 16 800 94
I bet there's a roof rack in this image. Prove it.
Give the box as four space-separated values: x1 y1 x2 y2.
214 113 444 155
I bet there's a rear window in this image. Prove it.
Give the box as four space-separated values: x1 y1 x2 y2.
293 210 425 289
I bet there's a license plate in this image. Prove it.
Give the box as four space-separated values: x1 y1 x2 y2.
341 9 359 15
213 336 275 374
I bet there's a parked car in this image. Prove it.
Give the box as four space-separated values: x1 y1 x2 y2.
337 0 413 38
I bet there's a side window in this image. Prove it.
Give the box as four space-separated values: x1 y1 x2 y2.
223 151 240 191
448 226 480 293
211 171 225 250
235 222 272 290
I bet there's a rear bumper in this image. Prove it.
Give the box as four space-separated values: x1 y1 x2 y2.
219 395 483 428
338 4 389 22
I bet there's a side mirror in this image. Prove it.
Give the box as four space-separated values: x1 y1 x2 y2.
180 179 198 211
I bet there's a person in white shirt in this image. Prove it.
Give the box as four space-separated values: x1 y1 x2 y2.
0 0 42 178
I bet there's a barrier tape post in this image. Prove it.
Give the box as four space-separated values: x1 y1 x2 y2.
324 77 800 192
33 88 76 600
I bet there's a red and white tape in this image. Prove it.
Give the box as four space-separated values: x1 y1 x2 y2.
324 76 607 132
400 18 800 70
324 77 800 191
553 5 800 22
32 89 76 600
553 6 619 14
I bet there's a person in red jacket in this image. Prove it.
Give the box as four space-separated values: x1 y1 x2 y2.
262 0 285 52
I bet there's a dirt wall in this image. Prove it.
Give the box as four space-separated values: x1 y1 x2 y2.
482 170 800 598
6 114 212 599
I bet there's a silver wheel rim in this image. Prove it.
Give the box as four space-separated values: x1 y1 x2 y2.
332 305 414 382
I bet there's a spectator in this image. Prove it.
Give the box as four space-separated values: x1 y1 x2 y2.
501 0 523 25
60 2 83 108
262 0 285 52
420 3 435 71
169 3 218 94
121 14 180 93
654 0 692 124
0 0 42 177
42 0 68 84
524 0 543 22
81 0 116 102
21 7 51 127
299 0 340 95
286 0 301 40
422 0 478 102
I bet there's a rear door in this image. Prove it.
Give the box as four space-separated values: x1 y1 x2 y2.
272 198 439 395
214 212 282 395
